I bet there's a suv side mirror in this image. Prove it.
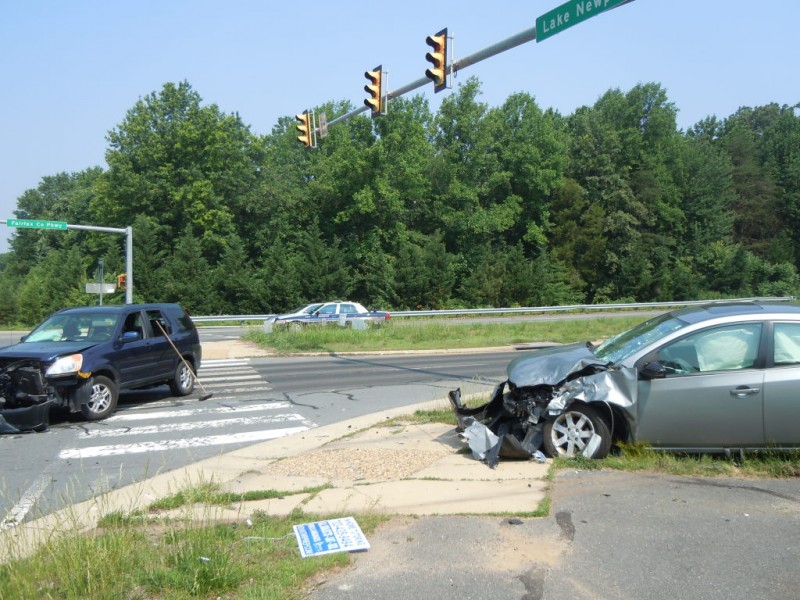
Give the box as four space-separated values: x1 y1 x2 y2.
121 330 141 343
640 361 667 380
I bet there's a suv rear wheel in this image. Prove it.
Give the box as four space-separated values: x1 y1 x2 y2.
169 361 195 396
81 375 119 420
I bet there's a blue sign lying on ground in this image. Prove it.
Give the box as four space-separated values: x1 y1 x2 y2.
293 516 370 558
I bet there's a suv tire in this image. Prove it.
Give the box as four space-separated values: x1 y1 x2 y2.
169 361 195 396
81 375 119 420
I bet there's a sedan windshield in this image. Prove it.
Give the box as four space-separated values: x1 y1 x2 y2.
593 313 689 364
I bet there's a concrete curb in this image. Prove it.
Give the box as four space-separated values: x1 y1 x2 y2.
1 395 551 562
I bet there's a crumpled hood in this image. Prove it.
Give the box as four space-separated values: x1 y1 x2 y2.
507 341 610 387
0 341 98 363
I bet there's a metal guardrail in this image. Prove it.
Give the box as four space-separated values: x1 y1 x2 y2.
191 297 796 323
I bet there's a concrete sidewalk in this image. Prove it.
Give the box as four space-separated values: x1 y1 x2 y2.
1 340 550 561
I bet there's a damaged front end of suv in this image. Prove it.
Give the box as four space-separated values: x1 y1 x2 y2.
0 360 64 434
449 342 639 466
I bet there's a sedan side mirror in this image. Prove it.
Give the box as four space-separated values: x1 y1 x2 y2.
640 361 667 380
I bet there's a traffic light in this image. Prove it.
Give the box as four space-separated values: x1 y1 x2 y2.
364 65 383 117
295 111 313 148
117 273 127 290
425 28 448 93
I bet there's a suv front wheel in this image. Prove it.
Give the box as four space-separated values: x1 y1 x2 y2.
81 375 119 420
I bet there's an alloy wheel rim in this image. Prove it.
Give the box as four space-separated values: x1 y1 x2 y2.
551 411 596 456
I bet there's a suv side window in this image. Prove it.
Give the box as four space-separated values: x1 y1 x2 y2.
122 312 144 338
146 310 170 337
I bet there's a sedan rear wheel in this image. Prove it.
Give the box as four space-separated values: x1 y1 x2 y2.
543 404 611 459
80 375 119 421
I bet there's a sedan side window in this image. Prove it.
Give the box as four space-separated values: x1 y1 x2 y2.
773 323 800 366
317 305 337 315
655 323 762 374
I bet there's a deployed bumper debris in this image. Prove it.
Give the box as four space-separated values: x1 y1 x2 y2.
0 361 52 434
450 387 544 468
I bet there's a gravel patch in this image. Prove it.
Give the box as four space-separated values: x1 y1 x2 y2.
264 447 450 481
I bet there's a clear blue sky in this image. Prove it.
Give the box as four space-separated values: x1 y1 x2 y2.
2 0 798 252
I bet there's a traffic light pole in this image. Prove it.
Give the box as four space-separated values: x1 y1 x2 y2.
1 219 134 304
66 224 134 304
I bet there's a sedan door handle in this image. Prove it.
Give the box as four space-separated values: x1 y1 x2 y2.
730 386 760 397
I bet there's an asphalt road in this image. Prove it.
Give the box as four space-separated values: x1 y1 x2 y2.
308 469 800 600
1 350 513 529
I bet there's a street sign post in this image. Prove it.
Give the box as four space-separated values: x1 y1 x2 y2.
7 218 67 230
536 0 630 42
2 218 134 304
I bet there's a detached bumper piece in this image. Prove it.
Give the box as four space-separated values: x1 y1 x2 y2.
0 362 53 434
0 401 52 434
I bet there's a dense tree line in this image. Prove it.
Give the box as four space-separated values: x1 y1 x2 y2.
0 80 798 324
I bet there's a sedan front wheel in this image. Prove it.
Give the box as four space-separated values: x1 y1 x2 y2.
543 404 612 459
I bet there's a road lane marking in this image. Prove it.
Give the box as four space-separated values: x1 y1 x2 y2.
87 413 306 437
59 426 309 459
108 402 291 421
1 461 60 530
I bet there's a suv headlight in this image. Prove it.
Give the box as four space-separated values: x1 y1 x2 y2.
46 354 84 376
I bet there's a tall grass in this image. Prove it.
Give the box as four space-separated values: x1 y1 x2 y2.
1 505 384 600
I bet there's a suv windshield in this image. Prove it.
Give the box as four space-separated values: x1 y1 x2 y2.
25 312 120 343
593 313 689 364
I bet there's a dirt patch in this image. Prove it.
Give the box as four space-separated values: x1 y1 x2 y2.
488 527 566 572
201 340 271 359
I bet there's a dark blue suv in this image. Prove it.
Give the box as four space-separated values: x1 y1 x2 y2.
0 303 201 432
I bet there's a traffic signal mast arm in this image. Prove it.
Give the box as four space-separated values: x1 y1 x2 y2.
321 0 636 129
325 26 536 128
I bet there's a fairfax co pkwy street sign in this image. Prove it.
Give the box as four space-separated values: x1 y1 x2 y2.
7 218 68 230
536 0 630 42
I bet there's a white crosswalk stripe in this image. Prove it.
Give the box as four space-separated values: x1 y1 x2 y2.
59 426 309 459
195 358 272 394
56 360 313 460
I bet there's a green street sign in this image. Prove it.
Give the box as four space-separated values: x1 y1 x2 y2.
7 218 68 230
536 0 629 42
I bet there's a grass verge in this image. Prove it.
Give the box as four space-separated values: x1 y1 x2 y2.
245 316 648 353
1 506 385 600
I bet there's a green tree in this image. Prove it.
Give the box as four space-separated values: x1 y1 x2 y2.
94 81 263 261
